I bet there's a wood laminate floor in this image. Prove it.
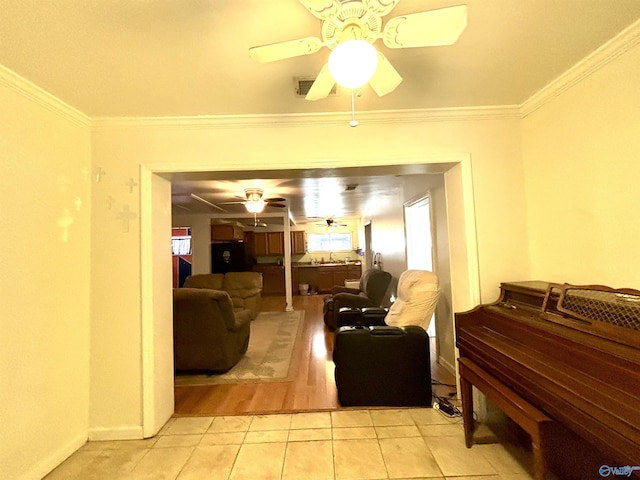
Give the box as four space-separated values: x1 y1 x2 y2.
174 294 457 416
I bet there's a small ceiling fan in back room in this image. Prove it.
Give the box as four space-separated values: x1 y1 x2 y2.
249 0 468 108
315 217 348 229
217 188 286 214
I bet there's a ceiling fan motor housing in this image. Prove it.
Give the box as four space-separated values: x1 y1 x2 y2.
322 1 383 48
244 188 264 202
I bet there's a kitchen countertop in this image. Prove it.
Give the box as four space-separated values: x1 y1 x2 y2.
296 262 361 268
254 262 361 268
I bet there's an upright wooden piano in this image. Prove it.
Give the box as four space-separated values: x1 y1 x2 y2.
455 281 640 480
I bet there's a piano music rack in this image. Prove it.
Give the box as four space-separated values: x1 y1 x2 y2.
540 283 640 348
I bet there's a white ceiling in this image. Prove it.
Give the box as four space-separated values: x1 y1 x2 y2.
3 0 639 222
170 164 450 224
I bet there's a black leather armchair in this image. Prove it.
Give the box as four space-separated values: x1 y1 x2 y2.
333 325 432 406
323 269 392 330
336 270 439 329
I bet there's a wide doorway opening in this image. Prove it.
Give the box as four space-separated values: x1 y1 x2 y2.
142 157 479 431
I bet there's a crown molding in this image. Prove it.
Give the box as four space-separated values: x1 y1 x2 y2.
90 105 521 131
0 64 90 128
7 14 638 131
520 18 640 118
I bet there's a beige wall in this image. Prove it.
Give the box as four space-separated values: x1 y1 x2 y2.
90 112 527 435
2 20 639 479
522 41 640 288
0 67 91 479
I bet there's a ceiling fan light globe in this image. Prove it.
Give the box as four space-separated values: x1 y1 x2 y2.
245 201 266 213
328 40 378 88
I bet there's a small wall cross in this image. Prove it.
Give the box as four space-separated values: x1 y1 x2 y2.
116 204 137 233
126 178 138 194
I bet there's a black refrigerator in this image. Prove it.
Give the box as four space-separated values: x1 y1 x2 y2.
211 242 255 273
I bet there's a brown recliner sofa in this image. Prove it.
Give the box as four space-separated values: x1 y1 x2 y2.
183 272 263 320
173 288 251 372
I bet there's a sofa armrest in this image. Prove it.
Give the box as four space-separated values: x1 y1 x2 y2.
232 309 252 331
225 287 262 321
337 306 388 328
226 287 262 300
331 286 361 295
333 292 378 309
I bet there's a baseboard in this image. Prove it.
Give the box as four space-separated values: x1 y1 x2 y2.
22 433 87 480
88 425 144 441
438 355 456 376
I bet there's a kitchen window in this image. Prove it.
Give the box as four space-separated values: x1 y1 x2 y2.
307 233 352 252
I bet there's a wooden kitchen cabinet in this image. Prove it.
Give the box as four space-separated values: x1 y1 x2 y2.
211 224 244 241
291 267 300 295
346 263 362 280
318 267 335 293
267 232 284 255
253 265 285 295
291 231 306 254
317 265 355 293
252 232 269 256
249 232 284 257
331 265 348 289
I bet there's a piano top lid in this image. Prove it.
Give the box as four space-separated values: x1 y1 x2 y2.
498 281 557 309
501 281 552 295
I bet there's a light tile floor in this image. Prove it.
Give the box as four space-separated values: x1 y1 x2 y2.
45 408 536 480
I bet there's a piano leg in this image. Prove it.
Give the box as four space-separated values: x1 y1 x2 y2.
458 358 552 480
460 373 474 448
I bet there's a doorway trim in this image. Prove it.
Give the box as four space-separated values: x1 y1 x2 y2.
140 154 480 435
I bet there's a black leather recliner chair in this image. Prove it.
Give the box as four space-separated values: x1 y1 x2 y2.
332 270 440 407
333 325 432 406
323 269 392 330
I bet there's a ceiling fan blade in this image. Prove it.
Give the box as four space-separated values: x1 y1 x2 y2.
249 37 324 63
369 52 403 96
305 64 335 101
265 197 286 203
267 203 287 208
217 201 246 205
364 0 400 17
298 0 340 20
383 5 468 49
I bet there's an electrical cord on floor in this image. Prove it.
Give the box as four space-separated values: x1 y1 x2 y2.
432 379 457 388
432 393 463 418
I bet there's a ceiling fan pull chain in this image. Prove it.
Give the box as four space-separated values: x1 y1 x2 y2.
350 89 358 127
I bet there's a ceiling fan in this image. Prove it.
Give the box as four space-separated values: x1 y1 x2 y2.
218 188 286 213
246 216 268 228
249 0 468 101
316 217 348 228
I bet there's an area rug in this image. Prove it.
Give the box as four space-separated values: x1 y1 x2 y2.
174 310 305 386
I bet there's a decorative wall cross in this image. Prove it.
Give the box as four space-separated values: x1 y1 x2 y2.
116 204 137 233
126 178 138 194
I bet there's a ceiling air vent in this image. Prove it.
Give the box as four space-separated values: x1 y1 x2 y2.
295 78 338 97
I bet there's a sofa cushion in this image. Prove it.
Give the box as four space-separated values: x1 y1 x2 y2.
223 271 263 291
183 273 225 290
182 272 263 320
